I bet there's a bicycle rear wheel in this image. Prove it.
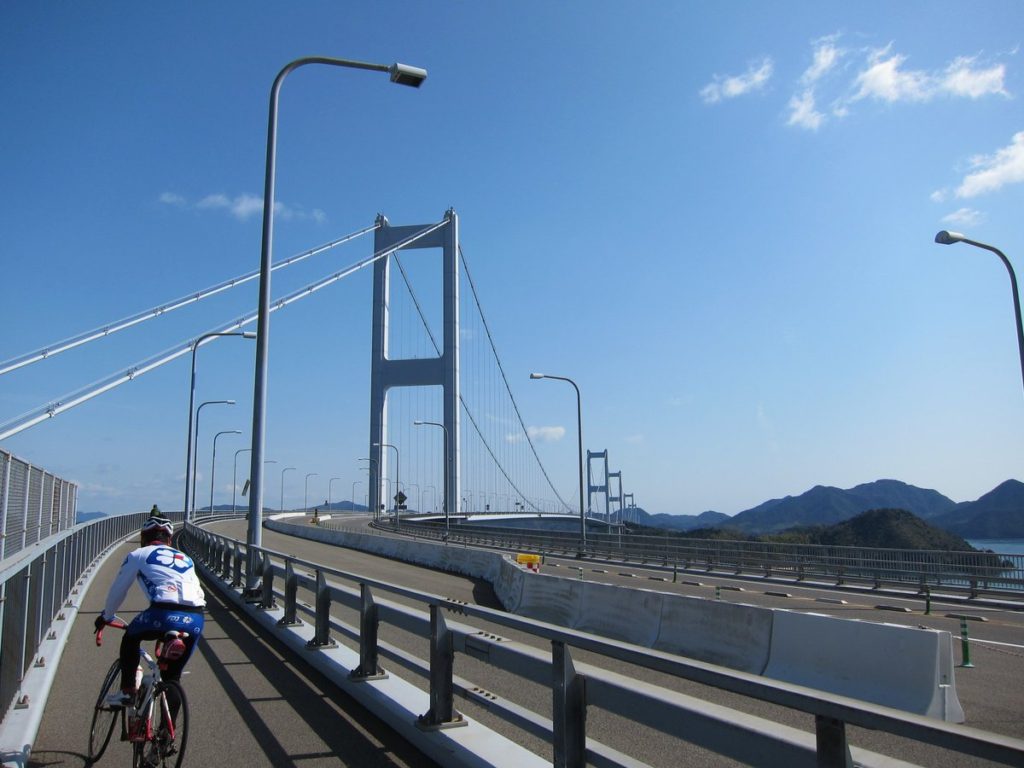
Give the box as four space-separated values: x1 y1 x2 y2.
87 660 121 762
136 680 188 768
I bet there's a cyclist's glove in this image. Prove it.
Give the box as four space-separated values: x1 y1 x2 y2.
94 614 107 633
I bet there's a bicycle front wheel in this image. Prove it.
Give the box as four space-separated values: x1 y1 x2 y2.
88 660 121 762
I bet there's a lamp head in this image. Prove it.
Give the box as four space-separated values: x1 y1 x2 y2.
226 399 236 405
529 373 545 380
389 63 427 88
413 420 424 425
935 230 966 245
242 332 257 339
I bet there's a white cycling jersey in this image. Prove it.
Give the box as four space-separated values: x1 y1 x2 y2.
102 544 206 620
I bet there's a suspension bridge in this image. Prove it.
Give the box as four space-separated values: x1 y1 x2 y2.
2 213 1024 767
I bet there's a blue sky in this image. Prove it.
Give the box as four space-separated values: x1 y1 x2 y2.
2 2 1023 518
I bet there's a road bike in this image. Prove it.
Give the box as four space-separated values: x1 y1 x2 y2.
88 618 190 767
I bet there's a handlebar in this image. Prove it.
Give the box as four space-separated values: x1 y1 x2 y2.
95 617 127 647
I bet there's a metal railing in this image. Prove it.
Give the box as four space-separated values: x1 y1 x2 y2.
184 523 1024 768
0 511 182 723
0 449 77 561
355 516 1024 601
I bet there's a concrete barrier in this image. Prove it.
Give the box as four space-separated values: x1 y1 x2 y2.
762 610 965 722
655 594 774 675
264 519 964 720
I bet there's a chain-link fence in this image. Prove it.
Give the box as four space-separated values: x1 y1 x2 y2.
0 448 77 561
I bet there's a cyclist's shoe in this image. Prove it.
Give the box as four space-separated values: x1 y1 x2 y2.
103 691 133 708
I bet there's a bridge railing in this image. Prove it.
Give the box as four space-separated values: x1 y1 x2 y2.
185 522 1024 768
0 511 182 726
0 449 78 561
362 516 1024 600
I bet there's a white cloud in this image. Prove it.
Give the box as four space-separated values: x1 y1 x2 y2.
169 192 327 222
852 46 931 103
955 131 1024 198
803 38 842 84
526 425 566 442
700 58 774 104
853 46 1009 105
941 207 985 227
941 56 1007 98
930 188 949 203
787 90 824 130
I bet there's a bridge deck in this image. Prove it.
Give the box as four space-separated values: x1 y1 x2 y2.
27 539 435 768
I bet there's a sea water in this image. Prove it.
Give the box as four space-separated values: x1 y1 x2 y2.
967 539 1024 555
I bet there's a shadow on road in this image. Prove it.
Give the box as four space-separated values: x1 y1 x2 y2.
196 586 437 768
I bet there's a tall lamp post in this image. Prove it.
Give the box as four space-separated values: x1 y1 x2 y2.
280 466 296 513
192 399 235 520
209 429 242 518
351 480 362 514
328 477 341 512
935 231 1024 396
530 373 587 550
182 330 255 521
304 472 319 515
373 442 401 528
245 57 427 591
414 420 450 534
358 458 378 520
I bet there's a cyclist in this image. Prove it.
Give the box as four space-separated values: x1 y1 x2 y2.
94 516 206 708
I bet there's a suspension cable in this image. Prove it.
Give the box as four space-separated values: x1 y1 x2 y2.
391 248 572 513
0 223 380 377
0 220 446 442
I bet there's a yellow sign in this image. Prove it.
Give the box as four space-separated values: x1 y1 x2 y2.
516 553 541 565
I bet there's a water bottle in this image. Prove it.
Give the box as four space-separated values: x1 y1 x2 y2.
134 665 143 691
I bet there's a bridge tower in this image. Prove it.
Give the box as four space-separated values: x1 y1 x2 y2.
586 449 609 526
368 211 460 523
623 492 635 524
607 470 623 524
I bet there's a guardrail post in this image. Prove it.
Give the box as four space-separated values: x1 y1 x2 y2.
277 560 300 627
222 541 232 578
232 543 242 587
959 617 974 668
969 578 978 599
552 640 586 768
306 570 336 649
260 553 275 609
417 604 465 730
815 715 853 768
350 583 387 681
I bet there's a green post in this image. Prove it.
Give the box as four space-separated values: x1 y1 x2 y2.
959 617 974 668
715 585 721 601
673 563 678 584
924 587 931 616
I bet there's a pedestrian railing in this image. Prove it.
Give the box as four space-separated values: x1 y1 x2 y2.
355 516 1024 601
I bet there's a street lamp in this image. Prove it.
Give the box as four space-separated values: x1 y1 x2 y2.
192 399 235 520
531 372 587 550
351 480 362 514
413 420 450 533
373 442 400 527
182 331 255 521
209 429 242 518
245 56 427 590
358 458 378 520
280 466 296 513
935 231 1024 396
304 472 319 515
328 477 341 512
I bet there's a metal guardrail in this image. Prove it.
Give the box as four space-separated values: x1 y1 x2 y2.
0 449 77 561
0 511 183 724
361 516 1024 601
184 523 1024 768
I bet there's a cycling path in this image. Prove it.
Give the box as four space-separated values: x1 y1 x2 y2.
27 538 436 768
